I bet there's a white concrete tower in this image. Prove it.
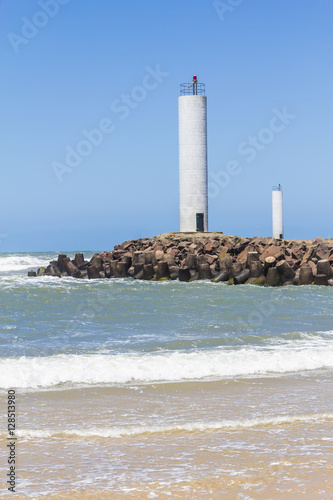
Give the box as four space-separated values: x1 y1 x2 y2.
272 184 283 239
179 76 208 232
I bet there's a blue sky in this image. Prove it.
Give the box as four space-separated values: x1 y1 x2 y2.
1 0 332 252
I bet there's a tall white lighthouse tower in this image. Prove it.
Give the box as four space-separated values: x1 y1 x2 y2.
272 184 284 239
179 76 208 232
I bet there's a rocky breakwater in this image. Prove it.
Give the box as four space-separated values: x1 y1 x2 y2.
28 233 333 286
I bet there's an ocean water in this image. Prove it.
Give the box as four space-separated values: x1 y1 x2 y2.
0 253 333 499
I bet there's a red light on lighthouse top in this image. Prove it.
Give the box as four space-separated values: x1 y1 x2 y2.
193 75 197 81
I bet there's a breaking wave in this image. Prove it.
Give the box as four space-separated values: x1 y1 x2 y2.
1 342 333 389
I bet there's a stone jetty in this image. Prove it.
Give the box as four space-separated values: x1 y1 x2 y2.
28 233 333 286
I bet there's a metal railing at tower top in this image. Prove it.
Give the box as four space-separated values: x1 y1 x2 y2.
180 82 205 96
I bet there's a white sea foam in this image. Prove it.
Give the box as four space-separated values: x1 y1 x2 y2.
5 413 333 440
0 254 54 272
1 343 333 389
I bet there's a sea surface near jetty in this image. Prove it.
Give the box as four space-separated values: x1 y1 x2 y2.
0 253 333 499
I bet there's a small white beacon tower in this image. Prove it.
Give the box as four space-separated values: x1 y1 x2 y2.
179 76 208 232
272 184 284 239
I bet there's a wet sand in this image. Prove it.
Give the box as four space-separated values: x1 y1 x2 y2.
1 372 333 498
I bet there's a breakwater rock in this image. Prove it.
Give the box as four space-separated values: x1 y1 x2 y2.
29 232 333 286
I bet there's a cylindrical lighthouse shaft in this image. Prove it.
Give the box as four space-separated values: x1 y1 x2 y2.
179 95 208 232
272 189 283 239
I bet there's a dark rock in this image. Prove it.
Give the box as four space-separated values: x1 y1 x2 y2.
301 248 315 266
286 258 301 270
121 256 132 270
179 267 191 282
134 270 144 279
115 262 128 278
87 265 103 279
314 274 328 286
27 271 36 277
104 263 111 278
246 251 259 268
120 240 134 250
290 244 306 261
73 253 84 268
44 265 53 276
178 241 191 249
249 260 263 278
155 250 165 262
90 255 103 272
112 250 126 260
166 248 178 259
196 254 208 267
134 263 144 275
217 245 230 256
234 269 250 284
132 252 145 266
110 261 118 276
237 246 255 265
276 260 295 281
156 261 170 279
204 240 219 253
299 266 314 285
232 262 243 276
143 264 154 280
144 251 157 266
203 254 217 265
169 266 179 278
57 254 68 273
306 260 317 276
244 277 259 285
164 253 176 267
78 262 88 271
263 256 276 276
49 266 61 277
219 255 233 274
314 243 330 261
212 270 229 282
127 266 135 277
197 263 212 280
316 260 332 278
210 266 219 277
65 260 81 278
189 270 199 281
231 238 250 255
253 275 266 286
265 267 282 286
260 246 284 263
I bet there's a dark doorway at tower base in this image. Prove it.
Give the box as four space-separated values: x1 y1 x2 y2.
196 213 204 232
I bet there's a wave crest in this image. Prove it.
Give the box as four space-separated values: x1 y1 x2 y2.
1 344 333 389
